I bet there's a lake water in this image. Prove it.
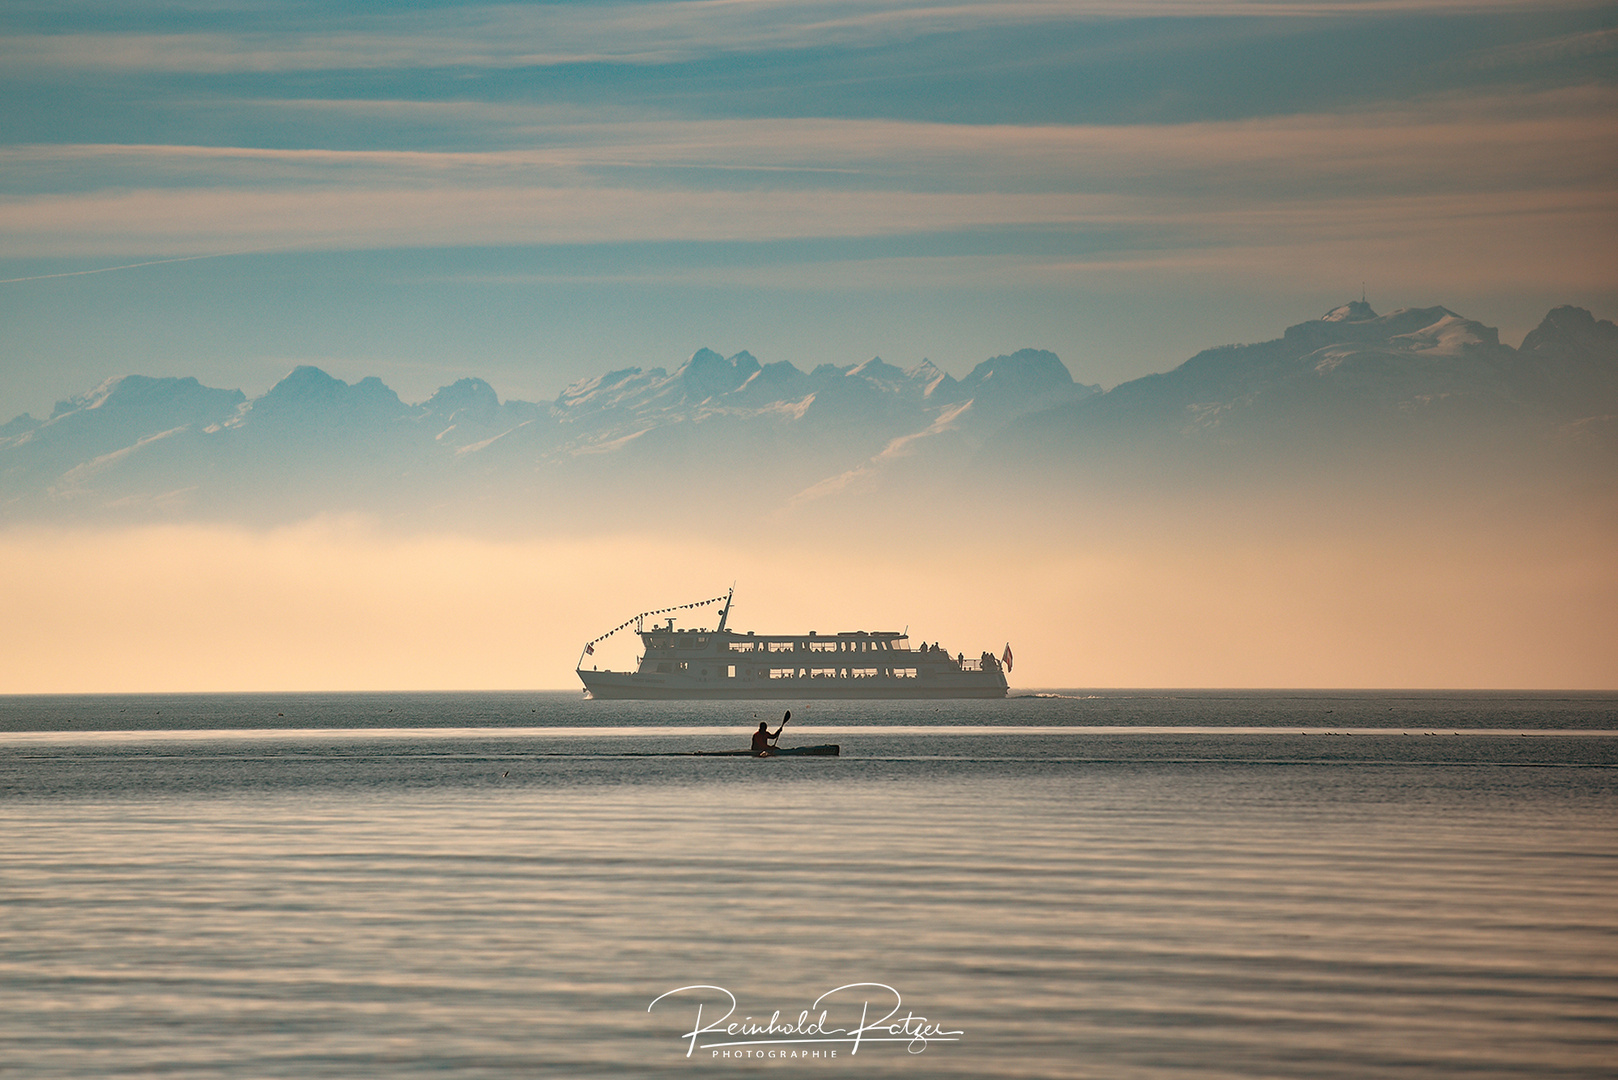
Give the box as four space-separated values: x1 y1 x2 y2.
2 691 1615 1078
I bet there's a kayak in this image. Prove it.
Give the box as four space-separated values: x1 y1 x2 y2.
689 744 841 757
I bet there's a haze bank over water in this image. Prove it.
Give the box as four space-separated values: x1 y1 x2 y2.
1 692 1613 1078
4 301 1614 695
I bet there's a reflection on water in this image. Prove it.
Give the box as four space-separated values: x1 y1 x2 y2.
0 694 1614 1078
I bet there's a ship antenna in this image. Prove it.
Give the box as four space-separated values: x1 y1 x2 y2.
716 586 734 633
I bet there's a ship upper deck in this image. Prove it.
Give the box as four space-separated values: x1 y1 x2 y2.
639 628 910 655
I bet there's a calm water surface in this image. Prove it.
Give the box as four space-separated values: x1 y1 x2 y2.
1 691 1614 1078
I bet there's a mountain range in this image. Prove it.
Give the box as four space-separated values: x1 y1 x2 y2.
2 303 1613 526
1008 302 1616 453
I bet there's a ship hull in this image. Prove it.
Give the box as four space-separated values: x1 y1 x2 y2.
577 670 1007 700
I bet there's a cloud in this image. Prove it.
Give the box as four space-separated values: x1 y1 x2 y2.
1461 24 1618 69
0 1 1596 75
17 85 1615 195
7 84 1611 193
0 251 248 284
10 183 1609 297
0 185 1120 255
2 88 1611 299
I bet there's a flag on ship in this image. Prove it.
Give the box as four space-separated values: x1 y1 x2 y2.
584 642 594 655
1002 644 1013 672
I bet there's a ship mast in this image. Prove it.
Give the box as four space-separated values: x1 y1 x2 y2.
715 587 734 633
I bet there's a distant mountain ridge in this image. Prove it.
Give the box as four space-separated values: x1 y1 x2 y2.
3 303 1612 524
0 344 1094 522
995 302 1618 476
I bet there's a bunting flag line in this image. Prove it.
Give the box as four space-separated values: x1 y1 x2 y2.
583 592 730 650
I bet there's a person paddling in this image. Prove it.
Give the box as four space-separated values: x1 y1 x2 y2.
752 711 790 756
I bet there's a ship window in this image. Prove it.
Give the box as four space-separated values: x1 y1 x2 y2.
726 666 735 678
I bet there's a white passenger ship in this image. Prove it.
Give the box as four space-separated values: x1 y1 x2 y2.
577 590 1010 699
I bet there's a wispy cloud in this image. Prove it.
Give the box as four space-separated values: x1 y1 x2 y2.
11 84 1609 194
3 89 1610 298
0 0 1596 74
1460 24 1618 69
0 185 1121 255
0 250 248 284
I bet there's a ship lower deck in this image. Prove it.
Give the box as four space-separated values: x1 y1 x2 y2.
577 671 1007 700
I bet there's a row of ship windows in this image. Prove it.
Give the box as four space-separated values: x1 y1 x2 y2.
734 641 900 654
649 639 904 654
653 663 918 679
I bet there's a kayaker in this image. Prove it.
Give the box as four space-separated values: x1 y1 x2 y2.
752 714 787 755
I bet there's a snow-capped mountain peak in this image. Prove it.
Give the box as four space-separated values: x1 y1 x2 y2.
1322 300 1377 322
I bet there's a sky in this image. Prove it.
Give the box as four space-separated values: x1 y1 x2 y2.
1 0 1615 691
2 0 1615 419
2 501 1612 691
